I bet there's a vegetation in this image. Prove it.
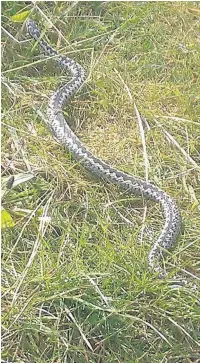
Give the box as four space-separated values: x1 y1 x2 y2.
2 2 200 362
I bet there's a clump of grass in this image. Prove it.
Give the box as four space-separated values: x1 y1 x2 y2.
2 2 200 362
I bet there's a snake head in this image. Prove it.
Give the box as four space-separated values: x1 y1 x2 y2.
26 19 41 40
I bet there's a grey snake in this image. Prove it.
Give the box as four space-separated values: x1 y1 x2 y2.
26 19 182 276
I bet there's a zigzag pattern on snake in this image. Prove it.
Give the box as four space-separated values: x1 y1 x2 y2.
26 19 182 275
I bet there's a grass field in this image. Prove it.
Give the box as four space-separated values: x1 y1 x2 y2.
1 1 200 362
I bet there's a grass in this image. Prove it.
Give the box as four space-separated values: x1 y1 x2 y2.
1 1 200 362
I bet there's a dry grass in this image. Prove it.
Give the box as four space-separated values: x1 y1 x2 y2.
1 2 200 362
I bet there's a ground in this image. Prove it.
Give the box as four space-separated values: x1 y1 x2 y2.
1 1 200 362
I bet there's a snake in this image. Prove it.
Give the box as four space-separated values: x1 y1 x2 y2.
26 19 182 275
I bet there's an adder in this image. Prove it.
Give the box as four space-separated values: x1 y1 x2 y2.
26 19 182 276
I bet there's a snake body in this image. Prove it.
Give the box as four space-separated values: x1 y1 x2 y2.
27 19 182 274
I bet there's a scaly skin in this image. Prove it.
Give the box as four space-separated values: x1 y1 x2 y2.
26 19 182 275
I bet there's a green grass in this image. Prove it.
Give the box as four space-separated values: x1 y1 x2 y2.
1 1 200 362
